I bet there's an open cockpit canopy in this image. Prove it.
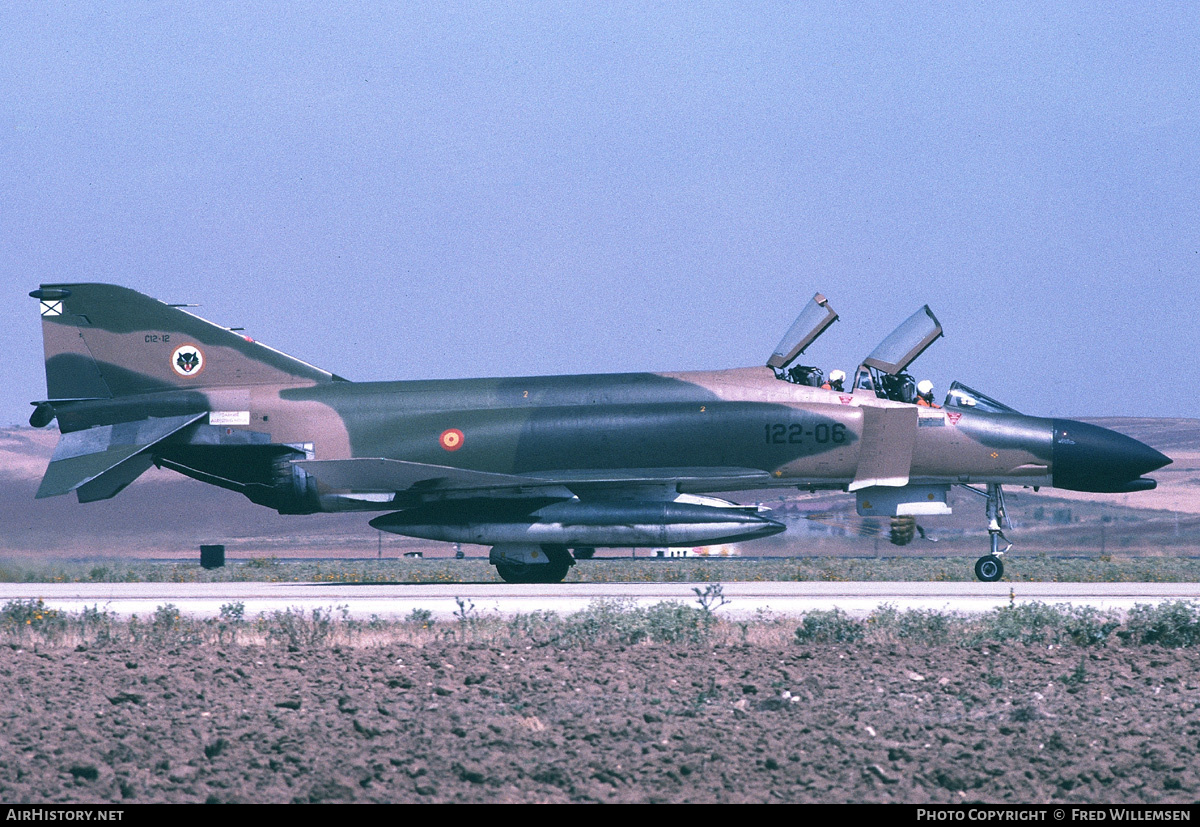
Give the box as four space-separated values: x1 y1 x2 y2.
854 306 944 403
767 293 839 386
767 293 838 370
862 305 943 375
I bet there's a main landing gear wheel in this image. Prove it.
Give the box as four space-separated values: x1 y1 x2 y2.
494 546 574 584
974 555 1004 582
494 560 571 584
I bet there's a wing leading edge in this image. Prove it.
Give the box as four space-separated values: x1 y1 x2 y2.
295 458 777 499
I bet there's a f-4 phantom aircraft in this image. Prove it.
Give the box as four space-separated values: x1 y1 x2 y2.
28 284 1170 583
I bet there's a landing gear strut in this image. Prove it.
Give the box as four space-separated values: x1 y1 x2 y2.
962 483 1011 582
978 483 1010 581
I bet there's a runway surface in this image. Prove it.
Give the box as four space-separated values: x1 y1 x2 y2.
2 580 1198 619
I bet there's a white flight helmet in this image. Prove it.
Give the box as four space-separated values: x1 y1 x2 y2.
917 379 934 396
829 369 846 383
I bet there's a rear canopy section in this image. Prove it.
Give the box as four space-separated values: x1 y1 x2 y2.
861 305 943 376
766 293 839 371
853 305 944 403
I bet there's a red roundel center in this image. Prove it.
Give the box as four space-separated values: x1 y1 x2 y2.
439 428 464 451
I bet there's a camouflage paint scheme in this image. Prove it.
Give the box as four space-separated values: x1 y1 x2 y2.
29 284 1171 582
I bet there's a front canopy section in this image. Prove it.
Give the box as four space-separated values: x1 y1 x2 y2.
767 293 839 386
943 381 1022 415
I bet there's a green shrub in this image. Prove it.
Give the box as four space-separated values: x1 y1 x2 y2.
866 605 955 644
257 607 338 648
0 599 68 637
1062 606 1121 646
640 601 714 643
153 603 181 633
966 603 1066 646
506 610 558 644
552 599 714 646
962 603 1123 647
794 609 864 643
1121 602 1200 647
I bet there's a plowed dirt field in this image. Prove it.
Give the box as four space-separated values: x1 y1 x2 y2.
0 639 1196 803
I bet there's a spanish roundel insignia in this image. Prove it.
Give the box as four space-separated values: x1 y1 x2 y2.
439 428 464 451
170 344 205 377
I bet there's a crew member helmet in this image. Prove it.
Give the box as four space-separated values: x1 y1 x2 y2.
917 379 934 396
829 369 846 383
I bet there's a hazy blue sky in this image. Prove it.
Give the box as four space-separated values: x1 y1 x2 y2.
2 3 1197 427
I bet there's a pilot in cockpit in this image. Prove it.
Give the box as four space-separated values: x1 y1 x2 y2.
916 379 940 408
821 369 846 392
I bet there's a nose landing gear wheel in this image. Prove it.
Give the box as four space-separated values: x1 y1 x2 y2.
974 554 1004 582
961 483 1013 581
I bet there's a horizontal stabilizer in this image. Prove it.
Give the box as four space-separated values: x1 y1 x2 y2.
36 413 205 502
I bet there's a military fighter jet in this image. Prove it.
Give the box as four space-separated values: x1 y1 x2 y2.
28 285 1170 583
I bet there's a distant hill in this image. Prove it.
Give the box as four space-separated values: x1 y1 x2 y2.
1083 417 1200 453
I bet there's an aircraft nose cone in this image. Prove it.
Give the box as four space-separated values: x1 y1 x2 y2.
1051 419 1172 493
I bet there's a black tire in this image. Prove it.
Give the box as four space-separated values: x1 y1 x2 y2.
494 548 573 584
572 547 595 560
494 563 532 584
538 557 572 583
974 555 1004 582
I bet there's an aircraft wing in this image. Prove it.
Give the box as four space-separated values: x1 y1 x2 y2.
546 467 777 493
295 458 539 493
295 458 776 497
37 413 206 502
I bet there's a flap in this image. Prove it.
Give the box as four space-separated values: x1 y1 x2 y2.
848 405 918 491
550 467 776 488
36 413 206 500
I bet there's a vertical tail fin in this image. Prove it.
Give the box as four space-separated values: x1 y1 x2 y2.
32 283 341 401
